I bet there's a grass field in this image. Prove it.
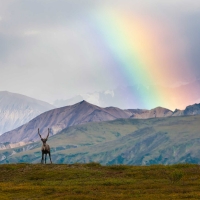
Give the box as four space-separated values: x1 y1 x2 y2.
1 163 200 199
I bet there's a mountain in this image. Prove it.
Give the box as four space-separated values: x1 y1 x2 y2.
183 103 200 115
0 100 132 144
1 99 200 146
128 107 173 119
1 115 200 165
0 91 55 135
172 103 200 117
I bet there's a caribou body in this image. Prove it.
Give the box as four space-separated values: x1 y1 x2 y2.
38 128 52 164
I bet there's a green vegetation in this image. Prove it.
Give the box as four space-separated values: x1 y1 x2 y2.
1 115 200 165
1 163 200 199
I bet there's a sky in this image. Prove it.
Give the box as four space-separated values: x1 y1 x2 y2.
0 0 200 109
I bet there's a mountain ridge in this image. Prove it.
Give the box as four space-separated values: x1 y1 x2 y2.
0 91 55 135
0 100 131 144
0 100 200 146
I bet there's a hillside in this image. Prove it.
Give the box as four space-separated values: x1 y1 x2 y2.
1 115 200 165
0 100 131 144
1 99 200 147
0 91 55 135
1 163 200 199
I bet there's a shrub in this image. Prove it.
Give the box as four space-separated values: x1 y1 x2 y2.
169 170 183 184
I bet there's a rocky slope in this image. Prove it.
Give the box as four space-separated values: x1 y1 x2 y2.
0 91 55 135
128 107 173 119
183 103 200 115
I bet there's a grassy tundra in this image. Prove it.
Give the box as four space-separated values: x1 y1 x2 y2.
0 163 200 199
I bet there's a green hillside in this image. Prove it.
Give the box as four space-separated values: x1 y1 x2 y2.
1 163 200 199
1 115 200 165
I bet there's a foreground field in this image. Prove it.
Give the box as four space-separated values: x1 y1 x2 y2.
0 163 200 199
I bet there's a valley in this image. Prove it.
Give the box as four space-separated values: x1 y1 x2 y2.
0 95 200 165
1 115 200 165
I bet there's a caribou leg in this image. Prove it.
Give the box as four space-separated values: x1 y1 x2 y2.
41 152 44 164
45 154 47 164
49 152 52 164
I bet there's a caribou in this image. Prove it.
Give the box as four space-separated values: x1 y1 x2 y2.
38 128 52 164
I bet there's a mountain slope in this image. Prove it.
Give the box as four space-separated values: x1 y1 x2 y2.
0 100 132 143
128 107 173 119
1 115 200 165
1 99 200 145
50 115 200 165
0 91 55 135
183 103 200 115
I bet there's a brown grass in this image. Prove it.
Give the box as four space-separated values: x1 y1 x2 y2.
0 163 200 199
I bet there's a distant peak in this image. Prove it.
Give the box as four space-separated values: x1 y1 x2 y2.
174 109 181 112
80 100 87 104
186 103 200 108
78 100 99 108
152 106 170 111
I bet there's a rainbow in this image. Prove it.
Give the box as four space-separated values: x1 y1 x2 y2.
88 8 192 110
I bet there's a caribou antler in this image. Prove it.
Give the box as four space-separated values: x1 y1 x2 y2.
46 128 50 140
38 128 42 139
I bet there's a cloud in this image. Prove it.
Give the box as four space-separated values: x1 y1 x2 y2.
0 0 199 103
